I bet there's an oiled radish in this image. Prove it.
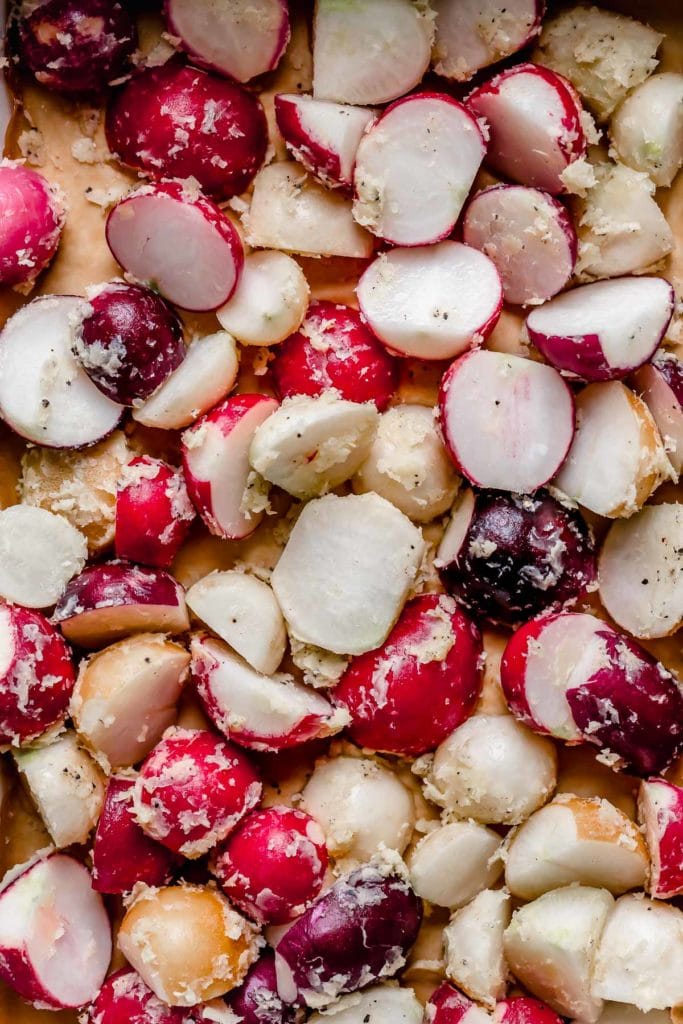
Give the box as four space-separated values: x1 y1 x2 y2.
432 0 545 82
0 161 64 287
0 505 87 609
443 889 511 1007
639 778 683 899
610 72 683 187
632 354 683 474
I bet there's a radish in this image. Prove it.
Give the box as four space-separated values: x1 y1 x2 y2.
444 888 511 1007
0 505 87 608
353 94 486 246
0 295 122 448
407 821 503 910
83 968 189 1024
271 492 426 656
216 251 309 348
182 393 278 540
526 277 674 381
0 604 75 746
439 351 574 492
632 353 683 475
427 984 492 1024
115 456 195 569
53 561 190 649
357 243 502 361
432 0 545 82
271 300 398 411
275 94 376 192
598 502 682 639
308 986 422 1024
164 0 290 83
495 997 564 1024
132 331 239 431
312 0 433 106
610 72 683 187
0 852 111 1009
106 182 244 312
106 61 267 200
133 727 262 858
462 185 576 306
0 161 64 288
639 778 683 899
226 952 299 1024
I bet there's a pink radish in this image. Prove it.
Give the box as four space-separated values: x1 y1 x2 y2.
466 63 587 194
106 182 244 312
182 393 278 540
115 456 195 569
462 185 576 306
439 350 574 492
407 821 503 910
275 94 376 192
164 0 290 83
0 161 64 287
0 505 87 609
226 952 300 1024
610 72 683 188
638 778 683 899
0 852 111 1009
632 353 683 474
495 997 563 1024
427 983 491 1024
83 968 188 1024
353 94 486 246
432 0 545 82
526 276 674 380
357 243 502 361
0 296 122 448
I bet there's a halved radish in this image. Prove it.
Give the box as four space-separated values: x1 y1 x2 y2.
439 350 574 492
164 0 290 83
432 0 545 82
610 72 683 188
0 161 65 288
428 983 492 1024
357 243 502 361
526 277 674 380
443 888 511 1007
312 0 433 105
407 821 503 910
227 952 300 1024
466 63 587 194
308 986 423 1024
216 251 309 348
106 182 244 312
353 93 486 246
639 778 683 899
0 852 111 1009
83 968 188 1024
632 353 683 474
115 456 196 570
496 999 565 1024
182 393 278 540
0 505 87 609
0 296 122 448
462 185 576 306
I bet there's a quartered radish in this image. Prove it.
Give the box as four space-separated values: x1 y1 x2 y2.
352 93 486 246
466 63 587 194
407 821 503 910
462 185 577 306
0 161 64 287
216 251 309 347
439 350 574 492
0 296 122 448
610 72 683 187
0 505 87 609
443 888 511 1007
526 276 674 380
632 353 683 474
639 778 683 899
428 984 492 1024
106 182 244 312
308 985 423 1024
432 0 545 81
115 456 196 569
357 243 502 361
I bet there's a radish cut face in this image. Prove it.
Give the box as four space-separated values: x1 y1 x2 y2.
357 243 502 361
353 94 486 246
0 506 87 609
432 0 545 82
439 350 574 492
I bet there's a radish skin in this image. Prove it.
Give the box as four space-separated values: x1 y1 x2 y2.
115 456 195 570
639 778 683 899
427 983 492 1024
83 968 189 1024
632 354 683 475
432 0 545 81
0 161 64 287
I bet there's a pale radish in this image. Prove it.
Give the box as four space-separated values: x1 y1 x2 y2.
408 821 503 910
445 889 510 1007
610 72 683 187
427 983 492 1024
308 986 423 1024
216 251 309 347
0 505 87 608
115 456 195 570
432 0 545 81
632 353 683 475
0 161 64 287
638 778 683 899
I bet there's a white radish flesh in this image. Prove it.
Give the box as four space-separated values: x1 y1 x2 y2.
610 72 683 187
444 888 511 1007
632 354 683 475
432 0 544 81
638 778 683 899
308 985 423 1024
216 251 309 347
407 821 503 910
0 505 87 608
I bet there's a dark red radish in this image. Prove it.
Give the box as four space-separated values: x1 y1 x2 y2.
638 778 683 899
164 0 290 83
133 727 262 858
437 489 596 627
462 185 576 306
357 243 502 361
632 353 683 475
0 505 87 609
426 983 490 1024
353 94 486 246
17 0 136 96
432 0 545 82
275 94 375 192
92 777 180 894
106 182 244 312
467 63 587 194
212 806 328 925
115 456 195 569
53 560 190 649
106 61 268 200
0 161 64 287
439 350 574 492
0 853 111 1009
495 997 564 1024
526 277 674 381
226 952 300 1024
333 594 482 756
83 968 188 1024
182 393 278 540
0 296 122 448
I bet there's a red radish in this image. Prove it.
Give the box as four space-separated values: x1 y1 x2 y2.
53 560 190 649
212 806 328 924
115 456 195 569
106 182 244 312
466 63 587 194
357 243 502 361
182 393 278 540
610 72 683 188
444 888 511 1007
432 0 545 82
427 983 491 1024
83 968 188 1024
407 821 503 910
353 94 485 246
271 300 398 410
0 505 87 609
462 185 576 306
0 852 111 1009
164 0 290 83
133 727 262 858
439 350 574 492
308 986 422 1024
639 778 683 899
495 997 564 1024
92 777 180 894
333 594 481 756
0 603 75 746
526 276 674 381
275 94 375 192
0 161 64 287
226 952 300 1024
0 295 122 448
17 0 136 96
216 251 310 348
632 353 683 474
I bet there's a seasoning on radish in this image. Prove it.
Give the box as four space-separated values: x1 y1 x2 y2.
632 353 683 475
444 888 511 1007
83 968 189 1024
638 777 683 899
0 505 87 608
610 72 683 187
0 160 64 288
216 251 310 348
432 0 545 82
407 821 503 910
495 996 564 1024
427 983 491 1024
115 456 195 569
226 951 300 1024
308 985 423 1024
